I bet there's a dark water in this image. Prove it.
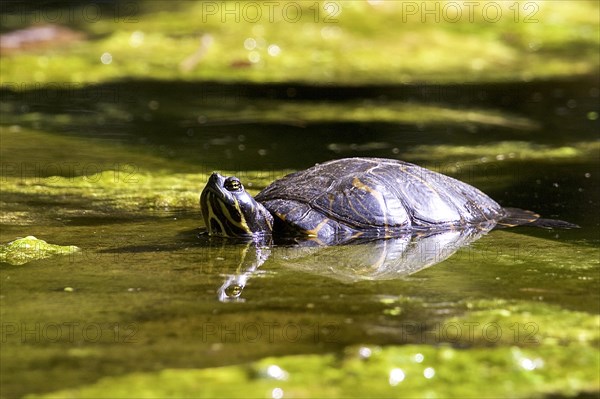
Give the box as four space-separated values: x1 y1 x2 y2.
1 77 599 397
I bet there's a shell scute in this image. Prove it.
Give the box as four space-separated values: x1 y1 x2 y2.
255 158 504 234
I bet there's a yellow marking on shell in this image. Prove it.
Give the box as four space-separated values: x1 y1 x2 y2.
275 211 287 221
305 218 330 237
352 177 389 233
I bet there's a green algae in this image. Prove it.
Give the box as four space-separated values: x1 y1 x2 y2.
402 141 599 164
0 99 542 141
192 101 542 129
448 299 600 347
22 289 599 398
0 236 79 266
28 312 599 398
1 1 598 85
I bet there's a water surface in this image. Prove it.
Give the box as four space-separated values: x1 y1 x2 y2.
1 78 598 398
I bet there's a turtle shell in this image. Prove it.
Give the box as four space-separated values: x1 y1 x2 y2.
255 158 504 237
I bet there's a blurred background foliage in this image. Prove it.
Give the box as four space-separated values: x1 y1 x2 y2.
1 0 598 85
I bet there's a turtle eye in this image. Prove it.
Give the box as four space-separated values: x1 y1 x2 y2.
224 178 242 192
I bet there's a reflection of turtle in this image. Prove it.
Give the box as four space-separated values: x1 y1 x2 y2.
200 157 578 242
212 227 490 301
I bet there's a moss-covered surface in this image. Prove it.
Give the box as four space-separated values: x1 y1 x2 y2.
402 141 600 162
0 236 80 265
1 1 598 85
130 100 543 128
1 2 598 397
26 300 599 398
31 345 598 398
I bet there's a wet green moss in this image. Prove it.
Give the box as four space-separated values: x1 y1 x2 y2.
0 99 543 140
403 141 599 164
30 343 599 398
228 101 542 129
452 300 599 347
0 236 79 266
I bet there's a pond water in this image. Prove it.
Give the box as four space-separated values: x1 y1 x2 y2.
1 77 599 397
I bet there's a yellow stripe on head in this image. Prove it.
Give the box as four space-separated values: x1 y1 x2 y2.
205 191 252 237
217 197 252 235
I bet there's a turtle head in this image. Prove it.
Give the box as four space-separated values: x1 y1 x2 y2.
200 173 273 238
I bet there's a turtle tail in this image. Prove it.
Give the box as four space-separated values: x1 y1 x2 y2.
496 207 580 229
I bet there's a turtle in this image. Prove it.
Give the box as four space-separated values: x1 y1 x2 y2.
200 157 578 242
